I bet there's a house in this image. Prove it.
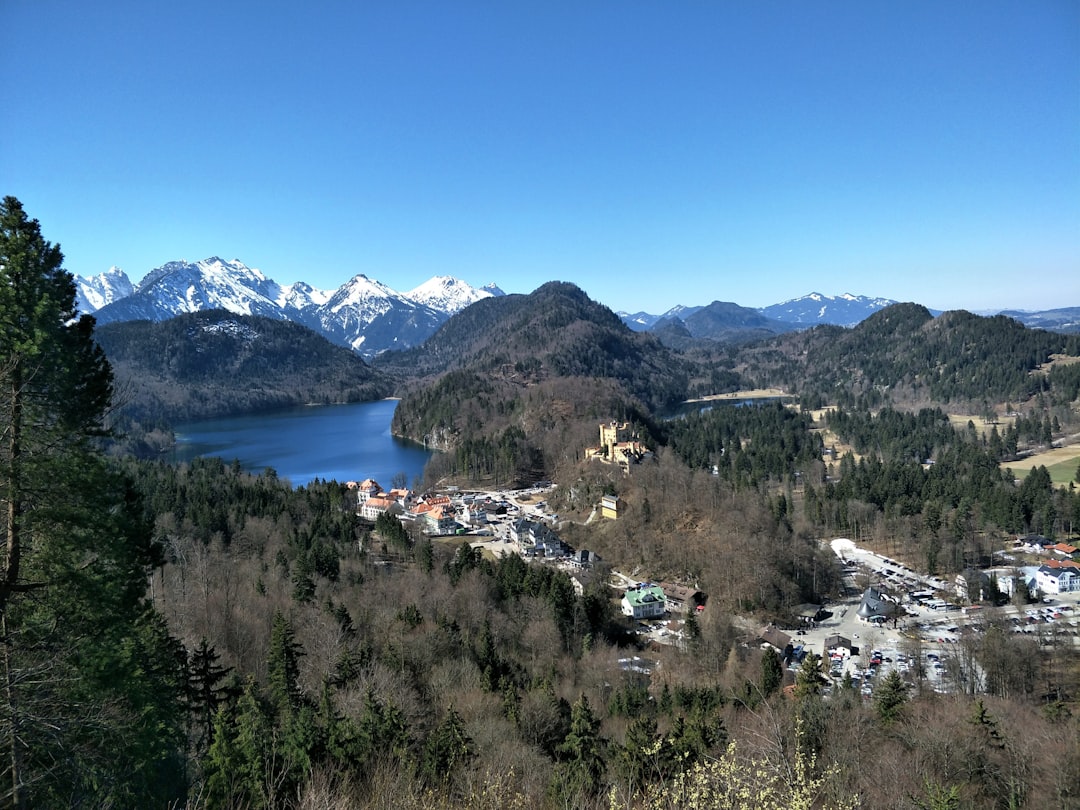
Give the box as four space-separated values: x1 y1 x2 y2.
794 603 824 624
660 583 707 613
387 488 412 507
354 478 382 505
856 587 901 623
990 567 1034 600
1036 564 1080 594
759 625 794 663
601 494 623 520
1051 543 1078 557
823 634 853 656
359 495 402 522
481 499 508 517
621 584 666 619
461 504 488 526
509 517 557 548
413 503 458 536
569 549 598 570
1016 534 1053 552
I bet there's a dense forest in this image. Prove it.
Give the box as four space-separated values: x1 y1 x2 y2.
3 195 1080 807
95 311 393 452
387 283 689 455
738 304 1080 409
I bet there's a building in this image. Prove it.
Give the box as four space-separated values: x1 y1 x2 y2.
601 494 623 520
584 421 651 467
955 568 992 603
413 503 458 536
856 586 901 623
600 420 633 448
621 584 667 619
1036 563 1080 594
353 478 382 505
569 549 599 570
660 583 707 613
823 634 853 656
359 495 402 522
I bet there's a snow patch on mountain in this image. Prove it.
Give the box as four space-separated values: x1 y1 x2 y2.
407 275 494 313
74 266 134 314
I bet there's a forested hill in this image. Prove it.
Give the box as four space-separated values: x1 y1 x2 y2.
738 303 1080 406
385 282 690 482
94 310 393 425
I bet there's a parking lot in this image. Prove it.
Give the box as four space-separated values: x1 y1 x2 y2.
786 538 1080 698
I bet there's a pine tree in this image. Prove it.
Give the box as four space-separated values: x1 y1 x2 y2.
188 637 237 751
874 670 908 724
419 705 475 788
761 648 783 696
267 611 304 717
0 197 185 806
556 694 606 797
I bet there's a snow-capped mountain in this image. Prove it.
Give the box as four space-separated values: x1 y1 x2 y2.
91 257 289 324
81 258 497 357
619 304 703 332
407 275 497 314
757 292 898 327
74 266 134 315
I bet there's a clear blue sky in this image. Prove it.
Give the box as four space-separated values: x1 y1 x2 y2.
3 2 1077 314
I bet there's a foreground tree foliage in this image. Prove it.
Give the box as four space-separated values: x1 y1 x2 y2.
0 197 186 806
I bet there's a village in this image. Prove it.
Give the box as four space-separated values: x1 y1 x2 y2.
346 419 1080 701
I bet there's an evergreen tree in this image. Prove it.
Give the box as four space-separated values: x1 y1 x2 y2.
794 653 827 699
874 670 908 724
0 197 185 806
267 611 304 717
556 694 606 797
761 648 784 697
619 714 662 792
419 706 475 789
188 637 237 751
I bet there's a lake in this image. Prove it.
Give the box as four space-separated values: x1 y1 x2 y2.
172 399 433 488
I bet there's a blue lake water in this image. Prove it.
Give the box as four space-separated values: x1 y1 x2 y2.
172 399 433 488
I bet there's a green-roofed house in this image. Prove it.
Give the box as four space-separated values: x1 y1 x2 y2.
621 584 667 619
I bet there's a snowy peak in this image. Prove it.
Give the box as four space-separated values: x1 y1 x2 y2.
74 266 134 314
406 275 494 314
87 256 501 357
758 292 898 327
277 281 332 311
327 274 409 313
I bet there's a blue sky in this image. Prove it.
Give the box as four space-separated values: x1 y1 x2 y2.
3 2 1077 314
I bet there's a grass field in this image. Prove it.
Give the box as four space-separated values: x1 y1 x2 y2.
947 412 1017 439
1004 443 1080 487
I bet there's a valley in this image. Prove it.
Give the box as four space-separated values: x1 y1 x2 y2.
4 202 1080 808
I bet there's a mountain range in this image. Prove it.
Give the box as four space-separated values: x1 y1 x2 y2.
74 260 1080 358
78 258 504 357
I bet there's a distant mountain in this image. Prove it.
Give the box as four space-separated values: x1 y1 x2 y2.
619 304 702 332
680 301 798 341
738 303 1080 405
387 282 689 476
621 293 899 338
81 258 496 357
74 266 134 314
758 292 901 327
998 307 1080 334
94 310 391 425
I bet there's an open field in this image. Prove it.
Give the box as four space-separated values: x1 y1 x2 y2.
947 412 1017 439
684 388 791 403
805 407 862 464
1004 442 1080 486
